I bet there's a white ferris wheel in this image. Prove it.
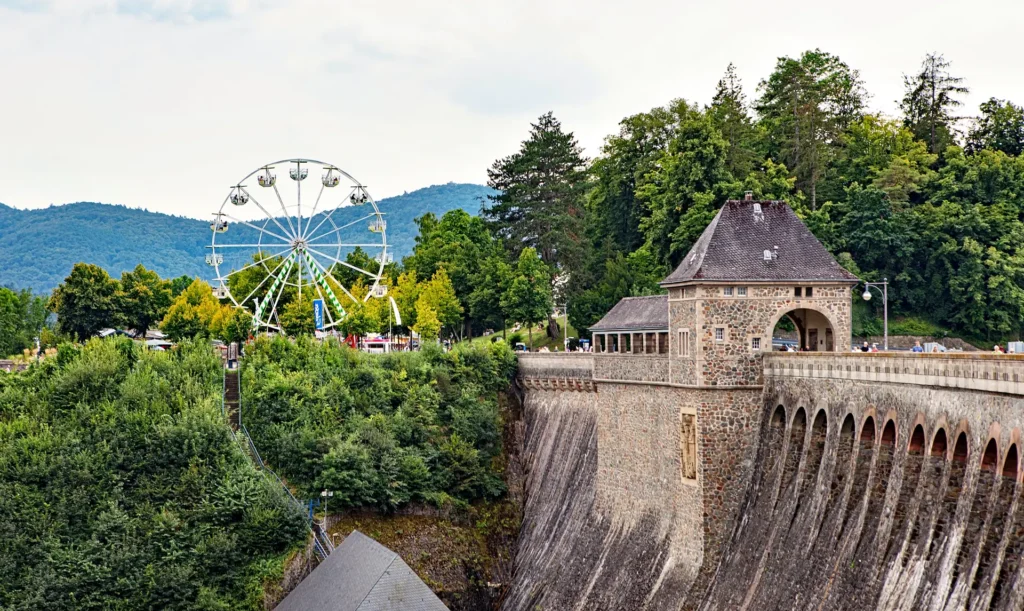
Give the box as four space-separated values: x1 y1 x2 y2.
207 158 390 332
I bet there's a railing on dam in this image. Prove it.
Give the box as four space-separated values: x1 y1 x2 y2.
764 352 1024 397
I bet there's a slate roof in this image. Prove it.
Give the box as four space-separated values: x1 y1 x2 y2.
661 200 859 286
589 295 669 332
274 530 449 611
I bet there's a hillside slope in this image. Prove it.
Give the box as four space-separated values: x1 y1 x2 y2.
0 183 494 293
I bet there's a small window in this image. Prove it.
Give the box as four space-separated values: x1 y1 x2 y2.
805 287 814 297
752 337 761 351
794 287 802 297
715 328 725 342
737 287 747 296
723 287 733 296
679 330 690 356
763 249 773 261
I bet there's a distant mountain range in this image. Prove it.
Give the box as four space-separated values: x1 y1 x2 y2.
0 183 495 293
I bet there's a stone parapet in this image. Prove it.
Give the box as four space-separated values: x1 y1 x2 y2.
517 353 594 380
594 353 670 384
765 352 1024 396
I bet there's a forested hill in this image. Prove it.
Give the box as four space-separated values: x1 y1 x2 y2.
0 183 494 293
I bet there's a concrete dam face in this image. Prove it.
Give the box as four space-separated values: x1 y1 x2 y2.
510 352 1024 611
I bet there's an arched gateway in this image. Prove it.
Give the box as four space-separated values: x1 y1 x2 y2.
592 195 858 386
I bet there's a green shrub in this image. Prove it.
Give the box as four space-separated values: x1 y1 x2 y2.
241 337 515 512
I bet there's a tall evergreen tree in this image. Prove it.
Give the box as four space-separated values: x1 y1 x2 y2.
708 63 759 178
484 112 589 273
756 49 867 209
900 53 969 155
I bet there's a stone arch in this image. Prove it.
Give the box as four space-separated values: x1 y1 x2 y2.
909 424 926 454
982 438 999 472
765 302 843 352
881 419 897 447
931 428 948 457
771 404 786 428
861 415 877 443
1004 444 1019 479
841 413 856 439
953 431 969 463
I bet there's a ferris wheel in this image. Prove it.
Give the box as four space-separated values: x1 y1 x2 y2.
207 158 389 332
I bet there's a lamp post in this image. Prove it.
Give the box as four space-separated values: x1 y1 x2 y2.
320 489 333 527
862 278 889 351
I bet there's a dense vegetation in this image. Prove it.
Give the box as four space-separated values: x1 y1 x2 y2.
0 183 495 294
0 338 306 610
240 336 517 511
0 287 47 357
480 52 1024 343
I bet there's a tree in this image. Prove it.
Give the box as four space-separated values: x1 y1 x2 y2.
636 100 732 265
485 112 589 271
415 269 463 338
467 255 513 333
708 63 760 178
833 115 936 205
168 275 193 298
403 209 501 335
49 263 119 339
412 302 441 342
160 279 221 341
900 53 969 155
587 106 676 254
115 264 171 336
501 248 553 349
280 297 315 336
0 289 21 357
756 49 867 208
967 98 1024 157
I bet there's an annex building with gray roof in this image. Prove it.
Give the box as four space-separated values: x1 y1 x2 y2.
274 530 449 611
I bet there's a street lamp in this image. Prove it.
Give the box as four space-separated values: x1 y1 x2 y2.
862 278 889 351
320 489 333 526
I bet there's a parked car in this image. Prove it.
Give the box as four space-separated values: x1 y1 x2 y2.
514 343 529 353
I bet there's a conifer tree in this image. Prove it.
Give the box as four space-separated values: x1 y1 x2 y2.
485 112 588 273
900 53 969 155
708 63 759 178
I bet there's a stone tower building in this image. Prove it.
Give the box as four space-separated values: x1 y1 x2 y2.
592 196 859 387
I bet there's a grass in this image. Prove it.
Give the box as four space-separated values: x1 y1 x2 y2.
462 318 579 352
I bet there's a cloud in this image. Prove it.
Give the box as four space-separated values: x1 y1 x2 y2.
113 0 235 22
0 0 50 11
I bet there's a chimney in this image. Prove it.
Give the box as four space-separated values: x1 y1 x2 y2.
744 191 753 201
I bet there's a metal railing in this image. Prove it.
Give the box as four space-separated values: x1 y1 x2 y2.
225 363 334 560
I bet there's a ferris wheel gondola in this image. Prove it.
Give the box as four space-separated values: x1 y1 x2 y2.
207 158 388 333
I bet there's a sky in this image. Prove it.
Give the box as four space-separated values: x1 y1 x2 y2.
2 0 1023 220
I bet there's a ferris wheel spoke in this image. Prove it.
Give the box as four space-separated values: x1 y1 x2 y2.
208 243 292 248
215 247 292 281
304 258 338 329
300 182 326 240
271 183 299 238
267 273 289 330
304 186 357 242
217 211 294 245
305 242 387 249
305 253 360 304
305 213 377 245
306 246 378 279
241 188 296 240
240 254 293 306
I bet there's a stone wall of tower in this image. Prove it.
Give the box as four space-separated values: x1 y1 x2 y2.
667 283 853 387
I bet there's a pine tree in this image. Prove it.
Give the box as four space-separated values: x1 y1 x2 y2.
756 49 867 209
708 63 759 178
900 53 969 155
484 112 588 273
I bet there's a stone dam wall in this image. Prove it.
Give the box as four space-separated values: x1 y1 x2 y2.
509 352 1024 610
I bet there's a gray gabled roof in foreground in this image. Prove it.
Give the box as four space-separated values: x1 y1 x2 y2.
661 200 860 286
590 295 669 332
274 530 449 611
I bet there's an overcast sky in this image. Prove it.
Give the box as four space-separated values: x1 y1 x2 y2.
2 0 1022 220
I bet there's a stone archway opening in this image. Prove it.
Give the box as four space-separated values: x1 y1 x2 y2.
770 308 837 352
